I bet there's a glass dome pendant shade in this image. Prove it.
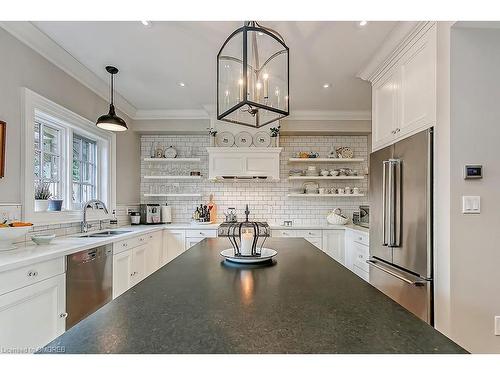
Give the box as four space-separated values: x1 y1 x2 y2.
217 21 289 128
96 66 128 132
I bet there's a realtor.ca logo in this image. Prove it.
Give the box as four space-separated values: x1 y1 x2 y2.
1 345 66 354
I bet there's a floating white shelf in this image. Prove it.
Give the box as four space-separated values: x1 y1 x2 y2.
144 175 202 180
144 157 201 162
143 193 202 197
288 176 364 180
288 158 364 163
287 193 365 198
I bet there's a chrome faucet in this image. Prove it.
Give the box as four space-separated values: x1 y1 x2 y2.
82 199 109 233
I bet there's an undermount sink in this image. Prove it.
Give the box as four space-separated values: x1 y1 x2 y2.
79 230 132 238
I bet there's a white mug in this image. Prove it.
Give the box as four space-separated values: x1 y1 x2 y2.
345 187 352 194
337 188 345 195
353 187 360 195
318 187 326 194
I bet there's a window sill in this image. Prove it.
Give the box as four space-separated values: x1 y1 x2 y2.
25 209 110 226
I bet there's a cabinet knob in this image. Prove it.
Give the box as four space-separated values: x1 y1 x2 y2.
27 270 38 277
123 243 128 247
59 312 68 319
358 237 363 241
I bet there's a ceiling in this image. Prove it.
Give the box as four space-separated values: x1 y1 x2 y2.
32 21 397 115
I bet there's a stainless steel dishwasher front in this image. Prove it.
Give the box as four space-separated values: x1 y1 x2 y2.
66 244 113 329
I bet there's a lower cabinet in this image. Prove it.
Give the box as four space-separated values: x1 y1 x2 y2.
185 237 204 249
344 229 370 281
0 273 66 352
113 244 148 299
163 229 186 264
145 231 163 276
322 230 345 265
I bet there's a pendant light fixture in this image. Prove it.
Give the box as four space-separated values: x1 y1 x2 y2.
96 66 128 132
217 21 289 128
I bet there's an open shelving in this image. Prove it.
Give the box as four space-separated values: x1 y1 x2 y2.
143 193 202 197
143 175 202 180
144 157 201 162
288 176 364 180
288 158 364 163
287 193 365 198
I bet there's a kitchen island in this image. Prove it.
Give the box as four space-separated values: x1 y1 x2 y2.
40 238 466 354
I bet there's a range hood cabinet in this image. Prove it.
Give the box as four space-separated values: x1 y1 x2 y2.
207 147 282 181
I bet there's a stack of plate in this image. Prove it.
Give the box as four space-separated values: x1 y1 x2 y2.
305 166 319 176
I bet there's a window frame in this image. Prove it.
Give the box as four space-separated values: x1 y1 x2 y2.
22 88 116 225
72 133 98 210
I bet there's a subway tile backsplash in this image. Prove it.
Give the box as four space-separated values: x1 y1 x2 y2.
140 134 369 225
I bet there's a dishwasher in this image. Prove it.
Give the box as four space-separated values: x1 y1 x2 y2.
66 244 113 329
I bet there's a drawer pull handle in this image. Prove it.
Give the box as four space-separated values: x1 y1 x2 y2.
27 270 38 277
123 243 128 247
358 237 363 241
59 312 68 319
130 273 134 277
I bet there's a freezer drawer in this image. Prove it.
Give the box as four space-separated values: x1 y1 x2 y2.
368 259 432 324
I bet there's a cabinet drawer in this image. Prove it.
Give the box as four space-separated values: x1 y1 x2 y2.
352 231 369 246
305 237 322 249
296 229 322 238
271 229 297 238
352 242 369 273
0 257 65 296
114 236 141 254
146 230 162 242
185 229 217 238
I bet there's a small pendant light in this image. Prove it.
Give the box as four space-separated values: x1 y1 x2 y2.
96 66 128 131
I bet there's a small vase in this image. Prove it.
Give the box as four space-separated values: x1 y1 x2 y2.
35 199 49 212
48 199 63 211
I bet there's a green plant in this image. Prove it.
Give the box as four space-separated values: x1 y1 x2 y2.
270 125 280 137
34 182 52 200
207 127 218 137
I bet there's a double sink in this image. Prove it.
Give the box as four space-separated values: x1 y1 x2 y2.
79 230 132 238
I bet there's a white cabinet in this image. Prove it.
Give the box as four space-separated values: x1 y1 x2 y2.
131 245 147 287
371 23 436 151
186 237 204 249
344 229 370 282
145 232 162 276
112 248 133 299
0 274 66 351
162 229 186 264
322 230 345 265
185 229 217 250
207 147 282 180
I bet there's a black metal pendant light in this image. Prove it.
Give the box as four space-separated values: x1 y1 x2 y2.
217 21 289 128
96 66 128 132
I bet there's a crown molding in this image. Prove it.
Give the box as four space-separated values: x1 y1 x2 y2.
285 110 371 121
0 21 137 118
133 109 210 120
357 21 423 82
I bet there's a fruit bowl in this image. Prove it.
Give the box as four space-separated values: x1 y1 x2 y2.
0 226 33 251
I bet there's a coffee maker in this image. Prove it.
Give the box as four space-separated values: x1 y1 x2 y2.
140 204 161 224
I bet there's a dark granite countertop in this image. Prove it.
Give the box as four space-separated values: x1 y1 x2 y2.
41 238 466 354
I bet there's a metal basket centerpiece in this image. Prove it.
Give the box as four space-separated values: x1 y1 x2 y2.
218 205 270 257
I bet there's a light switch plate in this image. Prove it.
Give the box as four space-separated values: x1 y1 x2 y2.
462 196 480 214
495 316 500 335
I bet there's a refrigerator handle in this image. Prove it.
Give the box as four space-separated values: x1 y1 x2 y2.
388 159 400 247
382 161 388 246
367 259 426 286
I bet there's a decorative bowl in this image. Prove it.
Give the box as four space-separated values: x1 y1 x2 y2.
31 234 56 245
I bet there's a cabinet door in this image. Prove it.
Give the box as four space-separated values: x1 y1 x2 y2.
322 230 345 265
162 230 186 265
399 24 436 138
372 70 399 150
131 244 147 286
185 237 205 250
0 274 65 351
305 237 322 249
145 233 162 276
113 249 133 299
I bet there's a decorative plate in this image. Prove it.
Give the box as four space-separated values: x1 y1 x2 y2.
340 147 354 159
215 132 235 147
252 132 271 147
164 146 177 158
235 131 253 147
220 248 277 264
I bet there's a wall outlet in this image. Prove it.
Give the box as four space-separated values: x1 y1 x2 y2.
495 316 500 336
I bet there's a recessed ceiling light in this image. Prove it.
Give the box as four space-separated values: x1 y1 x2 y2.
178 82 186 87
141 21 152 27
359 21 368 27
323 83 331 89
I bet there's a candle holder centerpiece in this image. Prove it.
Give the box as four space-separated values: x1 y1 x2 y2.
218 205 276 264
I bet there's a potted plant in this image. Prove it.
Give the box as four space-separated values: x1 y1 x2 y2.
270 125 280 147
34 182 52 212
207 127 218 147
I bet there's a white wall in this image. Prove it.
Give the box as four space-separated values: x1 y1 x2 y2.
447 26 500 353
0 27 140 206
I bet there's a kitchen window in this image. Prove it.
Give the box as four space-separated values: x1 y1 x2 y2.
72 134 97 209
23 88 116 224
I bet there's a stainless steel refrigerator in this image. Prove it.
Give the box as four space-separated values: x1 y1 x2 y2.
368 128 433 324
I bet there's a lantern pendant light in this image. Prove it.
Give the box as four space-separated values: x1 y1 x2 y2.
217 21 289 128
96 66 128 132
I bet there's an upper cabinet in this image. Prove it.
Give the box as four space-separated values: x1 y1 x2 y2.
364 22 436 151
